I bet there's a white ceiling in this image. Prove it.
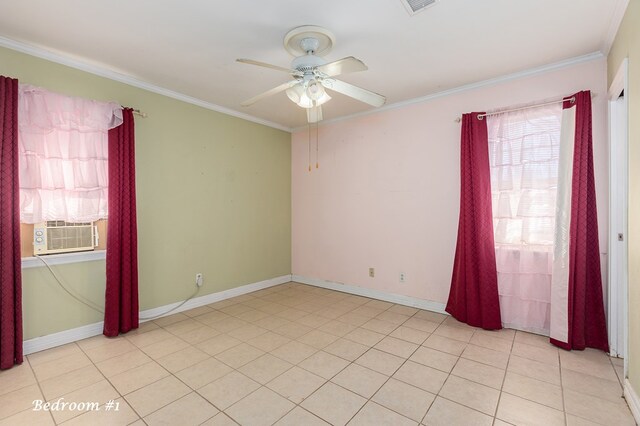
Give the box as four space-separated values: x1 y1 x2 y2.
0 0 627 129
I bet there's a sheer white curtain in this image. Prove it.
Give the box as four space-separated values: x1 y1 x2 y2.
487 103 562 335
18 85 123 224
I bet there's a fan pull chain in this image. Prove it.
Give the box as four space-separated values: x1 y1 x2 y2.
316 122 319 169
308 123 311 172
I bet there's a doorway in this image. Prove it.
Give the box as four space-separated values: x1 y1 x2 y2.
608 58 629 376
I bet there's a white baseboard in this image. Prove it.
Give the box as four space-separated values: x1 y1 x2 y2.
137 274 292 320
624 379 640 423
24 273 444 355
292 275 447 314
23 322 105 356
23 274 292 355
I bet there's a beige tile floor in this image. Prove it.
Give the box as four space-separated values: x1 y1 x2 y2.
0 282 634 425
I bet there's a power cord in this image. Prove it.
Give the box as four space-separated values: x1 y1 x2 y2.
35 254 200 321
36 254 104 313
138 287 200 321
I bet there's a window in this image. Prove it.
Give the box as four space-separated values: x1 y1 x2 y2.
487 103 563 334
18 85 122 257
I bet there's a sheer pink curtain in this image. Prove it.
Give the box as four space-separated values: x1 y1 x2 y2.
487 103 562 335
18 85 122 223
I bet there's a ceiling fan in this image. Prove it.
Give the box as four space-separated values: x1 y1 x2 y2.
237 25 386 123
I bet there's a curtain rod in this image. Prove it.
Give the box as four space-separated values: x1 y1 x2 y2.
453 93 596 123
121 105 148 118
131 109 148 118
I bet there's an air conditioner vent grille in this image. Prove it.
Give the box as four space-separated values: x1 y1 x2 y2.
47 226 93 251
34 221 96 255
402 0 437 15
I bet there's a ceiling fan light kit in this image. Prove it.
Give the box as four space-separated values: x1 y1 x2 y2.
237 25 386 124
306 80 325 100
286 84 331 109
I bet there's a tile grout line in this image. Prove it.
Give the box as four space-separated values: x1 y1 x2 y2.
422 327 471 424
131 290 297 424
162 306 285 424
213 295 422 424
255 297 405 424
558 348 568 426
429 328 509 424
41 342 114 425
340 316 430 425
178 287 508 425
24 353 58 425
75 334 145 424
610 355 626 396
172 284 326 424
322 305 439 424
15 282 629 426
492 331 516 424
21 287 508 425
207 284 330 424
27 288 284 425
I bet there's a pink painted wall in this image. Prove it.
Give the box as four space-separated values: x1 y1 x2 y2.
292 58 609 306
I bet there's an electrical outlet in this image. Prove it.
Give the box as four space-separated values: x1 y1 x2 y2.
399 272 406 283
195 273 203 287
369 267 375 278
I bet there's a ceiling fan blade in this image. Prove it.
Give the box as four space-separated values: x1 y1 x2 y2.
241 80 298 107
307 105 323 123
320 79 386 107
237 58 296 74
315 56 368 77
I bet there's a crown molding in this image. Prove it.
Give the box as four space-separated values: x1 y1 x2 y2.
0 36 292 133
0 35 606 135
292 51 605 132
602 0 629 55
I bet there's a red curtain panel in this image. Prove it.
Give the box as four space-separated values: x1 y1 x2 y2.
104 108 139 337
446 112 502 330
0 76 23 369
551 91 609 351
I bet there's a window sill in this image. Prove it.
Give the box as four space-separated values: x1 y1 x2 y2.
22 250 106 269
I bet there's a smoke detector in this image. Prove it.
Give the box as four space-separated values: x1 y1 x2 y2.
401 0 438 15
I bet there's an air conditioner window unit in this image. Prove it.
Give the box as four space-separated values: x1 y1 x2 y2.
33 221 99 255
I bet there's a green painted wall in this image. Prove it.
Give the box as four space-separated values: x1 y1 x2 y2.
0 46 292 339
608 0 640 392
